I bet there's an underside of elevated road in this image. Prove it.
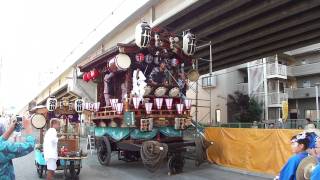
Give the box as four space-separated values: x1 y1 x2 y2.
160 0 320 73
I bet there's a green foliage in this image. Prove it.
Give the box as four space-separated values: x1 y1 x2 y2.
227 91 263 123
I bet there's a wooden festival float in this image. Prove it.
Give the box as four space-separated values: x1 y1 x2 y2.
30 97 87 179
79 22 213 175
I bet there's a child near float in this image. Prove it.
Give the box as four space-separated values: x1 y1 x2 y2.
274 133 310 180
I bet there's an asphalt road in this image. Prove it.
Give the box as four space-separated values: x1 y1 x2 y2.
13 148 273 180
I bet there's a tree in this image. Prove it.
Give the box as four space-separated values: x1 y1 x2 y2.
227 91 262 123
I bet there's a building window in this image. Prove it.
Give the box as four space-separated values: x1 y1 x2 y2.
215 109 221 123
303 80 311 88
202 75 216 88
305 110 317 121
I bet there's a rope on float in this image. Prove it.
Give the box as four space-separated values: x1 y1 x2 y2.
140 141 168 172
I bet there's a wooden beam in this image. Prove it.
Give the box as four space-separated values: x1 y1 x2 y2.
211 19 320 61
202 0 320 44
196 8 320 55
195 0 291 39
172 0 251 33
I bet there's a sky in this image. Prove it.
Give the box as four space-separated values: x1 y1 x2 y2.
0 0 148 113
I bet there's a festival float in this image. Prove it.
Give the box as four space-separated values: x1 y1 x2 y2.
79 22 212 175
30 96 87 178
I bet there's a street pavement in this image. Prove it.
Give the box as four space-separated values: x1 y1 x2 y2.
13 145 274 180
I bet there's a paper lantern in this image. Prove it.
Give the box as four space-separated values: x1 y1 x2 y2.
135 53 145 62
110 99 118 110
94 102 100 112
155 98 163 110
182 31 196 56
132 97 140 110
85 72 92 81
145 102 153 114
135 22 151 48
90 69 100 80
165 98 173 110
46 96 57 111
74 99 84 113
170 58 179 67
82 73 89 82
176 103 184 115
184 99 192 110
115 103 123 115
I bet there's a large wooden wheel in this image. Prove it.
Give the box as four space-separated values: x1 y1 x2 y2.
97 136 112 166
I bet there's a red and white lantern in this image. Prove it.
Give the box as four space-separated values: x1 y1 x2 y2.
132 97 140 110
110 99 118 110
176 103 184 115
135 53 145 62
154 98 163 110
184 99 192 110
145 102 153 114
165 98 173 110
115 103 123 115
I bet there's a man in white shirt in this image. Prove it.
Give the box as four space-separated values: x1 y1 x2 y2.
43 118 61 180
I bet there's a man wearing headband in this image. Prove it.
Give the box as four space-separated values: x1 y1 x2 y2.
275 133 309 180
43 118 61 180
0 117 35 179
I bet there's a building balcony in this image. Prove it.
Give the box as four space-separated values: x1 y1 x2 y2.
268 92 287 107
287 61 320 77
235 83 248 94
266 63 287 79
285 87 319 99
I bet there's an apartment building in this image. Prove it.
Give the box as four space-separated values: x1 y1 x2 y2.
191 43 320 125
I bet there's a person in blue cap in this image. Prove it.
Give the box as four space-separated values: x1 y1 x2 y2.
274 133 310 180
0 117 35 180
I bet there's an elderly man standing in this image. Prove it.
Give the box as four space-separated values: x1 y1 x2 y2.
0 117 35 180
43 118 61 180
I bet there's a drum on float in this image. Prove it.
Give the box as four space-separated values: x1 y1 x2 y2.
154 87 167 97
31 114 47 129
169 87 180 97
108 53 131 72
144 85 153 96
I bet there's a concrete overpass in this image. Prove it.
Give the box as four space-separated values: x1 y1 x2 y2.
159 0 320 72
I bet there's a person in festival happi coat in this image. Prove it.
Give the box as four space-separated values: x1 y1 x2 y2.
274 133 309 180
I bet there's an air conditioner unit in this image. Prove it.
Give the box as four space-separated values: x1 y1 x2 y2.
202 75 216 88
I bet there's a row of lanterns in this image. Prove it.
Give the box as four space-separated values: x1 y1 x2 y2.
47 97 100 113
109 98 192 115
135 22 196 56
82 69 100 82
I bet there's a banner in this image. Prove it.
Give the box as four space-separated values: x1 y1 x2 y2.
205 127 301 175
